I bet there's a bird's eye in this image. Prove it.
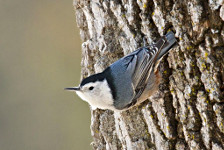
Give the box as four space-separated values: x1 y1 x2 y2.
89 86 94 90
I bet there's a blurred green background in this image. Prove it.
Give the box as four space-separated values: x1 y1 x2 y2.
0 0 92 150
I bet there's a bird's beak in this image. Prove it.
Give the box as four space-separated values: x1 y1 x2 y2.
64 87 80 91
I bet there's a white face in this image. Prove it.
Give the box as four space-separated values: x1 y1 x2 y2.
75 79 115 110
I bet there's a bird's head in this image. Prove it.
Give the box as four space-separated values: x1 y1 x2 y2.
65 73 114 110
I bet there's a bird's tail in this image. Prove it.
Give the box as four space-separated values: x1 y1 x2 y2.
157 31 177 60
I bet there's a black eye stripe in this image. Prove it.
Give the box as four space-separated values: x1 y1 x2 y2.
89 86 94 90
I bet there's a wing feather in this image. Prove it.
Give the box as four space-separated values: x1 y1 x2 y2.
126 40 166 107
112 32 177 109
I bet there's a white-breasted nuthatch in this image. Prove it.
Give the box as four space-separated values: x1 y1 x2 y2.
65 31 177 111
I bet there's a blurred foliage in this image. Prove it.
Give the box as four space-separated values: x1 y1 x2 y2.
0 0 92 149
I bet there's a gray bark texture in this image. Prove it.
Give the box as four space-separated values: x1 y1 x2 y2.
73 0 224 149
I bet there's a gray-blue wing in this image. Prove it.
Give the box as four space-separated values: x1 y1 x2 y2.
110 44 161 110
112 31 176 109
125 32 176 108
125 45 162 108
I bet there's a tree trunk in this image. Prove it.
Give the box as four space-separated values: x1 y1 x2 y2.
73 0 224 149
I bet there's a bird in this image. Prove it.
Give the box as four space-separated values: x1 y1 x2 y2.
65 31 177 111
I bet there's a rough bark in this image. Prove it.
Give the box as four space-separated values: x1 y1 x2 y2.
73 0 224 149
